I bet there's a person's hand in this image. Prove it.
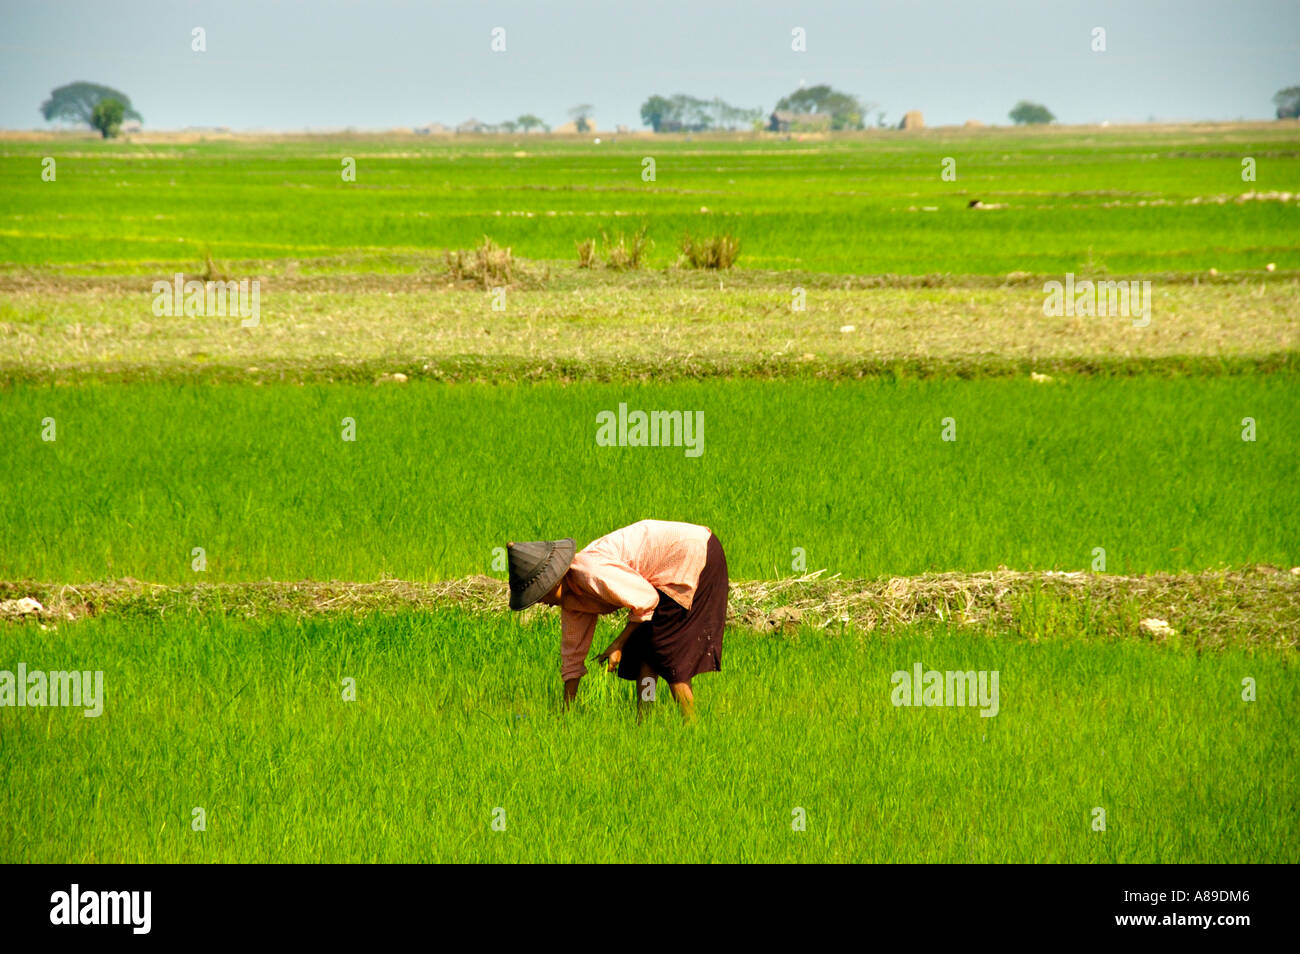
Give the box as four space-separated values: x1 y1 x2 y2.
563 677 582 707
596 647 621 672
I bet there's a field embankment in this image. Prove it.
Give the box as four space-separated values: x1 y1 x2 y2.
5 567 1298 651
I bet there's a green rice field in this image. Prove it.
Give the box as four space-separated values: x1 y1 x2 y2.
0 376 1296 581
1 124 1296 864
2 609 1294 863
1 124 1298 275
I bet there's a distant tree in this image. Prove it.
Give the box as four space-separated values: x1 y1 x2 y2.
773 85 869 130
517 113 545 132
673 94 711 130
641 94 762 132
711 97 764 130
1274 86 1300 119
1009 100 1055 125
569 104 594 133
41 82 142 131
89 98 126 138
499 119 519 133
640 95 673 132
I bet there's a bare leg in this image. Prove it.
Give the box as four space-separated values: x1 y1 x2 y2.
669 681 696 722
636 662 657 722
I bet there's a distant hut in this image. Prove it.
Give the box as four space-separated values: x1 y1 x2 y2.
554 117 597 134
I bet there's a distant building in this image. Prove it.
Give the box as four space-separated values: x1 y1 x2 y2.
456 118 489 134
768 111 831 133
415 123 450 135
120 119 143 134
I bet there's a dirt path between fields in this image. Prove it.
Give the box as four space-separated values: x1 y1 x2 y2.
3 567 1296 650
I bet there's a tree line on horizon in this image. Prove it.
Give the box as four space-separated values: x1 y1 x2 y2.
36 80 1300 138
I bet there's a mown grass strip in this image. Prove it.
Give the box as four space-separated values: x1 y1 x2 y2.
3 272 1296 383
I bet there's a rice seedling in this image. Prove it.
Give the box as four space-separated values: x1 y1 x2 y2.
679 230 740 269
445 236 513 288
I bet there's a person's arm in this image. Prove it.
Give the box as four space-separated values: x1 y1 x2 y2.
596 618 642 672
561 556 657 696
560 608 598 706
581 560 658 672
580 561 659 624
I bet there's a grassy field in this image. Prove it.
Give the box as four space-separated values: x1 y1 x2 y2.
2 609 1294 863
1 376 1296 581
2 124 1296 864
2 123 1298 275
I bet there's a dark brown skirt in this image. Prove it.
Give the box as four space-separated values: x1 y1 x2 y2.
617 533 728 685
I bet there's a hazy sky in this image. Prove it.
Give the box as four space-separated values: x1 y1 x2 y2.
2 0 1298 130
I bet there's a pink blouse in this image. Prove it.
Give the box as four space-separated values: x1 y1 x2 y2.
557 520 712 680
